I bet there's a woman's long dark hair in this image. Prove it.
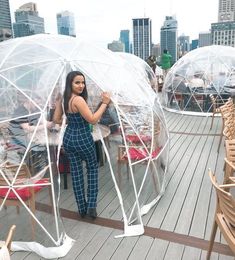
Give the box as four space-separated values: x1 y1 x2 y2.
63 71 88 114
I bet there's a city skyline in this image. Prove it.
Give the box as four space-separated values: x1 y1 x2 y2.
9 0 218 48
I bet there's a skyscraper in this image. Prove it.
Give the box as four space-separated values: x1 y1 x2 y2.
0 0 12 42
198 31 211 47
218 0 235 22
132 18 152 61
178 35 190 57
211 0 235 47
107 40 124 52
191 39 199 50
160 16 178 64
57 11 76 37
13 3 45 38
119 30 130 53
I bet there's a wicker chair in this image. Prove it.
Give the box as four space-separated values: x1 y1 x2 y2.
209 94 227 130
207 170 235 259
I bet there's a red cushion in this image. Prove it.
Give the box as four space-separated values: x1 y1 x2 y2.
124 146 162 160
0 179 49 200
59 163 70 173
59 152 70 173
125 135 152 143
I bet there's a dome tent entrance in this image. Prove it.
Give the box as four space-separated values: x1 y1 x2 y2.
0 34 169 258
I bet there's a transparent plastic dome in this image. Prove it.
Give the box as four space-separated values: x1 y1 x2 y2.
162 45 235 114
117 52 161 92
0 34 169 257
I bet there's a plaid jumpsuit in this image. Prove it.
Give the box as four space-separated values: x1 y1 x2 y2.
63 112 98 214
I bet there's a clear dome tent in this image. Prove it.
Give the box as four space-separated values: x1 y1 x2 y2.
0 34 169 258
116 52 162 92
162 45 235 115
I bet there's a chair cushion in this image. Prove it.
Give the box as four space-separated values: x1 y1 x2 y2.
125 134 152 143
125 146 162 160
58 150 70 173
0 179 49 200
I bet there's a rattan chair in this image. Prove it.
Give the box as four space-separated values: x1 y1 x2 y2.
207 170 235 259
217 98 234 153
209 94 227 130
224 139 235 184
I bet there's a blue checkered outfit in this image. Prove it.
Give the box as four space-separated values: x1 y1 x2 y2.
63 112 98 214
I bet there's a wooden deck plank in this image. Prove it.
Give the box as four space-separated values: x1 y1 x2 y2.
189 135 223 239
174 135 215 235
92 230 122 260
58 221 101 260
127 236 154 260
163 242 185 259
145 239 169 260
161 135 209 232
147 134 197 228
109 236 139 260
75 226 113 259
181 246 203 260
11 252 32 260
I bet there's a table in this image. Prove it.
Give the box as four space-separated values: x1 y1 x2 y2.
34 123 111 145
29 124 111 188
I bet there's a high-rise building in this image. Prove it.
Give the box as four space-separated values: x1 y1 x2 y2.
119 30 130 53
199 31 211 47
152 43 161 62
218 0 235 22
132 18 152 61
13 2 45 38
191 39 199 50
107 40 124 52
211 0 235 47
0 0 12 42
178 35 190 58
56 11 76 37
160 16 178 64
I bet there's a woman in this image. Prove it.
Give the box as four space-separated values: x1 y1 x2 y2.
53 71 111 219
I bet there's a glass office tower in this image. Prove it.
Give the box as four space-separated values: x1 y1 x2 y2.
13 3 45 38
57 11 76 37
160 16 178 64
120 30 130 53
0 0 12 41
132 18 152 61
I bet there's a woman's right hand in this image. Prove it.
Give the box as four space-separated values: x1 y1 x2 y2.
101 92 111 105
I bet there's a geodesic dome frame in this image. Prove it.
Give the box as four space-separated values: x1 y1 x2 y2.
162 45 235 115
0 34 169 258
117 52 162 92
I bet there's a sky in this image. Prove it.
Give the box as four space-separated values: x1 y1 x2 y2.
9 0 218 48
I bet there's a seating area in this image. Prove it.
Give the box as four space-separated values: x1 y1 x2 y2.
0 162 51 239
206 96 235 258
1 102 235 259
207 170 235 259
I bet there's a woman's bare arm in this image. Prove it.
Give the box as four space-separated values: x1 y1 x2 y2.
72 95 110 125
53 100 63 124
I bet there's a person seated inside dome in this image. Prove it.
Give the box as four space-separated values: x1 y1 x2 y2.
8 94 53 168
189 72 205 89
172 74 189 93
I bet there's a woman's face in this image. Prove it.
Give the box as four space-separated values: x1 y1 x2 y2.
71 75 85 95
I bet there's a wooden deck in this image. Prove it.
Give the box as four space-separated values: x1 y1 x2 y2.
6 111 235 259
